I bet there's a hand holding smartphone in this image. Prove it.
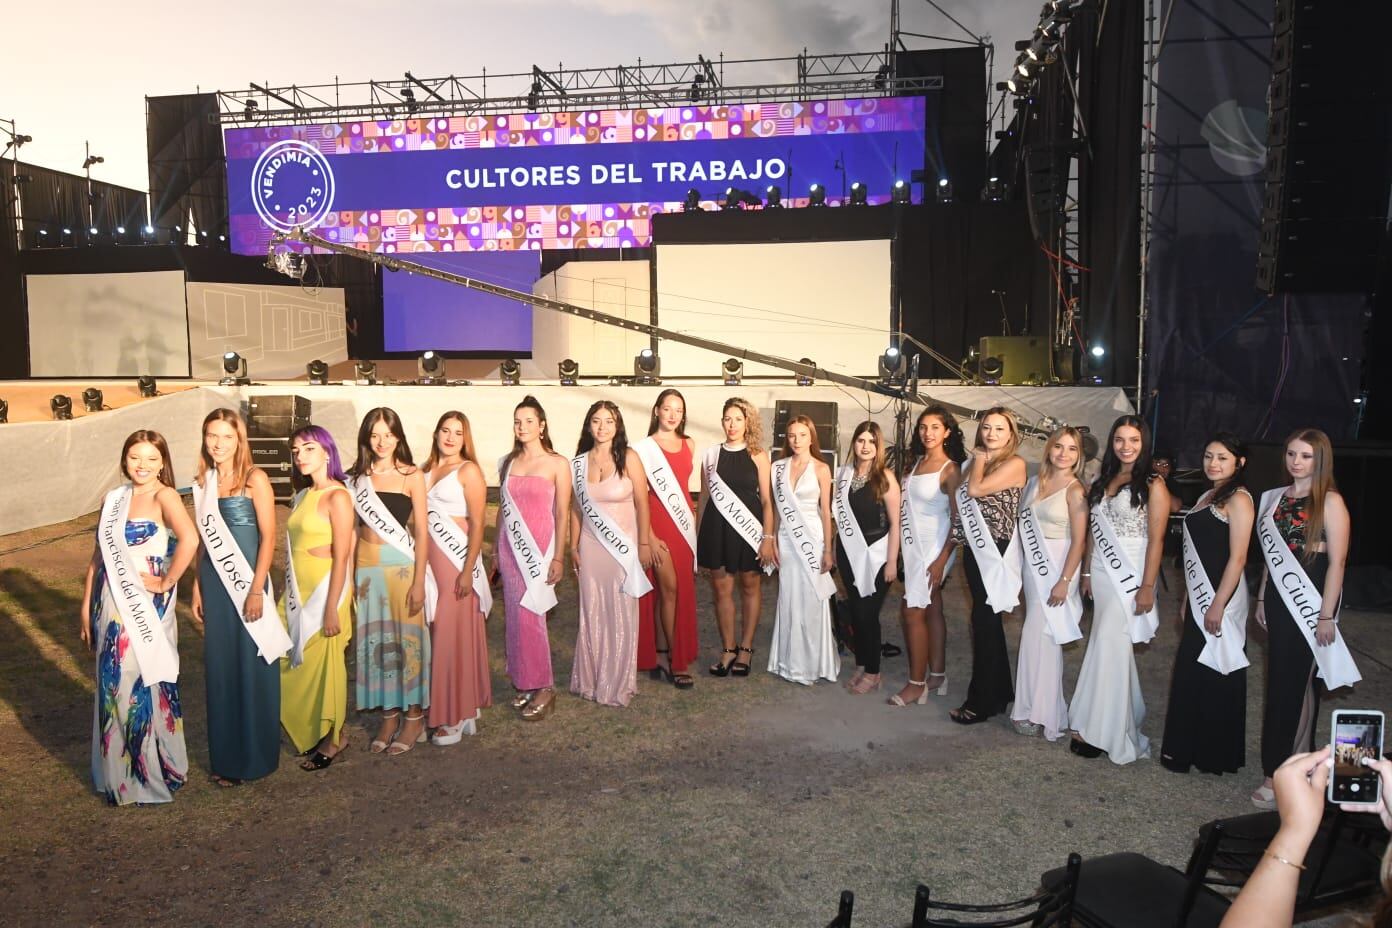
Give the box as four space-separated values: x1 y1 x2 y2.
1329 709 1385 807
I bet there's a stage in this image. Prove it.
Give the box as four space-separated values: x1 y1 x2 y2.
0 378 1131 536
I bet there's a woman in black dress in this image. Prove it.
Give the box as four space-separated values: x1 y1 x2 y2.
1160 433 1253 775
696 397 775 676
836 421 901 694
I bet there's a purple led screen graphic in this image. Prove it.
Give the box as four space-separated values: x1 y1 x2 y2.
225 97 927 256
382 250 539 354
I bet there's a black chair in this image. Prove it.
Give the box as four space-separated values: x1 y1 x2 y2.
824 889 854 928
1040 826 1230 928
910 853 1080 926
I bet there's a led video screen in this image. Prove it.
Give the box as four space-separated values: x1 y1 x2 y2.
382 251 539 354
224 96 927 256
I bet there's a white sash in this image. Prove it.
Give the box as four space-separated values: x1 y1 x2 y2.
1180 510 1250 675
283 489 348 667
1090 501 1159 644
1017 478 1083 644
900 465 950 608
499 464 558 614
955 471 1022 613
772 458 837 600
702 445 773 575
348 474 428 623
1256 488 1360 689
194 470 291 663
634 436 697 574
572 454 654 598
426 504 494 618
835 465 888 598
97 486 180 685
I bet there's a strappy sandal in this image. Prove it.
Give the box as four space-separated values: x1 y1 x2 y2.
849 673 882 694
672 671 694 690
731 646 754 677
888 679 929 707
511 690 536 710
650 648 675 682
709 647 738 677
370 710 401 754
209 774 243 788
522 689 555 721
949 706 988 725
300 737 349 771
386 713 428 756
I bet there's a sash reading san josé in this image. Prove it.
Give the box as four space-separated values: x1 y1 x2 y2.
772 458 836 599
1089 496 1159 644
1179 493 1250 675
499 459 559 613
702 445 773 575
634 436 696 574
571 453 654 597
1016 477 1082 644
97 485 181 684
283 487 351 667
194 469 292 663
1256 487 1359 689
834 465 887 598
954 468 1021 612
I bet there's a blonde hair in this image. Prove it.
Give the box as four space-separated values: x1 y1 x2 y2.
974 406 1022 476
1284 428 1337 565
722 397 764 454
424 410 479 471
1040 426 1085 482
196 409 253 492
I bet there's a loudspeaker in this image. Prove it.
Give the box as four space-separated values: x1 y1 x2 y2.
774 400 839 466
247 394 311 438
978 336 1052 385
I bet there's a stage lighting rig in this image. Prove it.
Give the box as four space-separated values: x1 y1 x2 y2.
982 176 1006 202
558 358 579 385
721 357 743 386
723 187 742 210
82 387 104 412
220 351 249 386
848 182 868 207
936 178 954 204
980 355 1004 383
306 359 330 385
879 345 905 387
244 99 259 121
137 376 158 397
683 188 702 212
765 185 782 208
892 180 911 204
797 358 815 387
499 359 522 385
51 395 73 420
808 183 827 207
633 348 661 385
354 361 378 385
418 351 446 385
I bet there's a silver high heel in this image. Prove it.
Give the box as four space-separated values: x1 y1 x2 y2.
888 679 930 707
925 672 949 696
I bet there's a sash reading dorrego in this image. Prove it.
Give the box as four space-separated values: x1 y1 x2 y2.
835 465 888 598
1090 500 1159 644
1256 487 1360 689
572 455 654 598
900 465 950 608
283 488 350 668
634 436 697 574
1017 477 1083 645
771 458 837 599
194 469 291 663
702 445 773 576
1179 499 1250 675
97 485 180 684
955 471 1021 613
425 475 494 618
499 460 558 613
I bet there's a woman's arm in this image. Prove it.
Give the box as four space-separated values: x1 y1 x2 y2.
80 544 99 647
816 461 833 573
1052 482 1090 605
244 469 277 621
1134 477 1171 614
1316 491 1350 646
549 456 572 585
1204 491 1255 633
695 449 709 535
754 451 777 567
883 473 900 584
627 449 655 569
321 488 355 637
460 462 487 584
968 454 1026 497
405 469 429 615
157 487 199 594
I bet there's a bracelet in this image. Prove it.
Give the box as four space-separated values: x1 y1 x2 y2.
1257 597 1265 603
761 533 773 541
1266 852 1306 872
1080 572 1092 578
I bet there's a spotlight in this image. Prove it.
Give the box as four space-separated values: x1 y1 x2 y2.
848 182 868 207
723 187 742 211
88 226 98 236
0 398 7 423
51 394 73 420
558 358 579 386
892 179 911 204
765 185 782 208
220 351 249 386
982 176 1006 202
1090 345 1106 359
1004 74 1033 95
499 358 521 386
418 350 446 385
244 99 259 120
980 355 1004 383
354 360 378 385
809 183 827 207
1016 56 1035 79
141 224 155 242
797 357 815 387
936 178 954 205
633 348 661 385
306 359 329 385
82 387 104 412
721 357 743 386
683 188 701 212
116 226 126 235
137 375 157 397
879 345 905 386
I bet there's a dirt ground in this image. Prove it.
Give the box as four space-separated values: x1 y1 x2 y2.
1 500 1387 927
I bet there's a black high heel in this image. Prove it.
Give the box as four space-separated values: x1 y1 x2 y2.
731 646 754 677
709 647 738 677
650 648 674 682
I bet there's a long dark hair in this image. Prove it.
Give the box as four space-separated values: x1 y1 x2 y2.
348 407 414 477
647 388 688 437
1088 415 1154 509
501 395 557 480
121 430 177 489
1204 432 1249 509
576 400 629 476
850 420 890 502
909 405 967 464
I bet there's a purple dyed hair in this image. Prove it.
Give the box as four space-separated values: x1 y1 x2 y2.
289 424 348 490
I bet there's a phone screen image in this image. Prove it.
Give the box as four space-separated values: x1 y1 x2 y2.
1331 714 1384 803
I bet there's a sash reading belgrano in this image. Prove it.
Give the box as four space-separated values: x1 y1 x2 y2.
98 485 180 684
425 476 493 619
499 460 558 613
900 465 949 608
194 469 291 663
283 488 349 667
702 445 773 575
1256 487 1360 689
835 465 887 598
1090 500 1159 644
1180 506 1250 675
1017 478 1082 645
773 458 838 599
634 436 697 573
572 455 655 598
954 472 1021 613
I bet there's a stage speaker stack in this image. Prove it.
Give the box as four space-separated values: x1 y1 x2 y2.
978 336 1053 385
247 395 311 502
773 400 838 468
1256 0 1392 294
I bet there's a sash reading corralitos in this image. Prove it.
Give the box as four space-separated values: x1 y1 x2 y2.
572 454 654 598
1178 493 1250 675
1256 487 1360 689
1090 496 1159 644
900 464 951 608
97 485 181 684
194 469 291 663
702 445 773 576
835 465 888 598
634 436 697 574
772 457 837 599
283 487 350 668
499 459 558 613
954 466 1021 613
1016 477 1083 644
425 470 493 618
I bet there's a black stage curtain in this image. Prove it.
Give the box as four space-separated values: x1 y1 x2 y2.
0 163 22 377
896 47 987 199
146 93 226 235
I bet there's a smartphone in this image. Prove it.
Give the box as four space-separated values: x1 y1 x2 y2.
1329 710 1385 805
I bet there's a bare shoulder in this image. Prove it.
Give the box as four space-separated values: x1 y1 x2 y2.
246 467 272 490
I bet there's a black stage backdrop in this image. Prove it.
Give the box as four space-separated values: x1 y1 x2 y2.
1145 0 1367 459
146 93 227 236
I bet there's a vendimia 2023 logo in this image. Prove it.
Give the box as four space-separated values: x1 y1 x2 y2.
251 140 336 233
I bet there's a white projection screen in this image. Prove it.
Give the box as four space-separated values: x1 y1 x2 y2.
27 271 191 376
654 240 891 378
186 282 348 380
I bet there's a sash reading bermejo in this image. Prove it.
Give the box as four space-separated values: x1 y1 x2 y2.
834 465 888 598
772 458 836 600
97 485 181 685
1016 477 1082 644
571 454 654 598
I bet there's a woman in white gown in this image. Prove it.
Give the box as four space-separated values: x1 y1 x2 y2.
767 416 838 685
1068 415 1170 764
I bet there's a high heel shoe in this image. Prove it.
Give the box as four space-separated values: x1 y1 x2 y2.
709 648 738 677
431 714 478 746
731 646 754 677
522 689 555 721
369 710 401 754
888 679 930 707
511 690 536 710
924 672 949 696
650 648 673 681
386 713 428 755
848 673 882 695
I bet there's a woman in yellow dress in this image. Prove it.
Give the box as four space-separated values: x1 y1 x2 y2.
280 425 356 770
